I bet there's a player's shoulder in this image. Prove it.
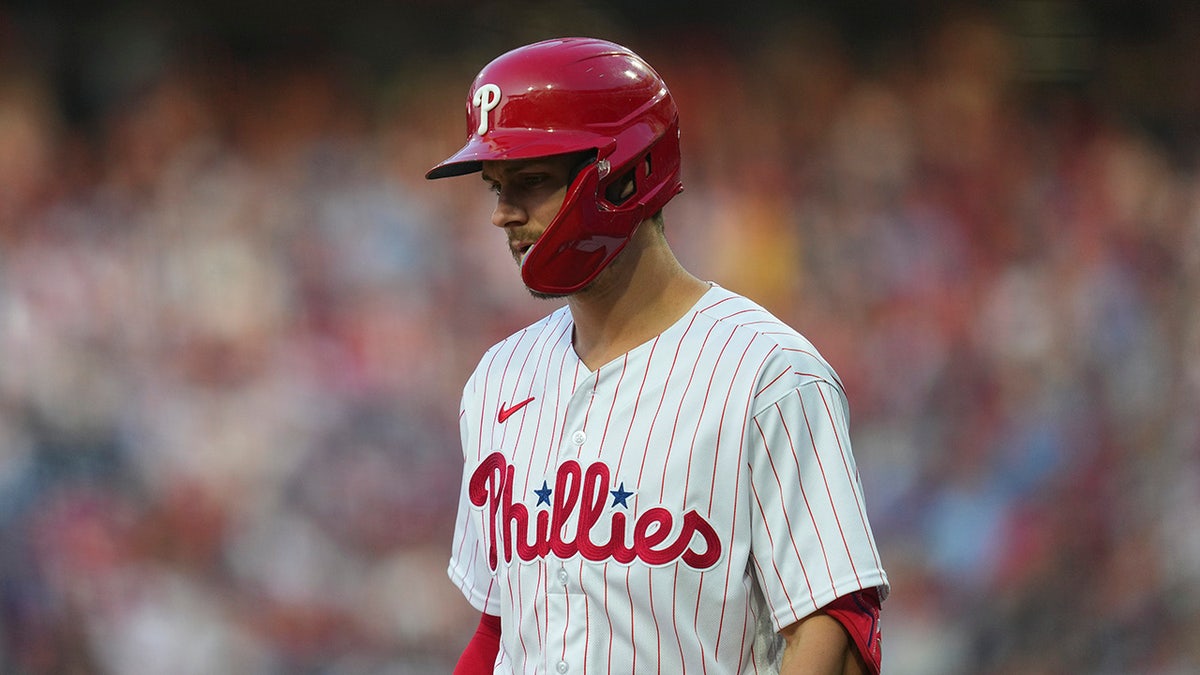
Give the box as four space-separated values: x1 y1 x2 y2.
696 285 844 402
465 305 573 384
491 304 571 351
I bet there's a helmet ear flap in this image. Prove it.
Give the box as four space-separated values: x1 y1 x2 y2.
571 149 636 207
519 162 607 295
604 166 638 206
607 124 682 217
603 150 665 206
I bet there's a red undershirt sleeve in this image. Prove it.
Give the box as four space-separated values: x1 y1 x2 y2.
821 588 883 675
453 612 502 674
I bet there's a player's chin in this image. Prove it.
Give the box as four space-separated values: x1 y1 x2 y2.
525 286 568 301
523 275 599 300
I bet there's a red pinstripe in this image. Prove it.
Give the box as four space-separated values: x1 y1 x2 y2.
701 331 741 516
816 384 885 573
753 366 791 397
493 326 529 435
671 571 687 673
453 407 473 567
648 572 663 672
560 565 570 668
626 567 636 675
748 468 804 623
774 399 838 597
674 320 721 675
655 311 702 498
753 413 812 623
799 387 858 592
581 565 591 674
697 295 738 316
613 336 659 478
598 354 628 449
651 317 732 674
712 337 773 660
528 319 569 480
541 320 575 478
510 559 530 664
509 320 559 494
475 338 506 458
780 345 826 362
633 332 678 501
577 367 602 459
602 564 613 675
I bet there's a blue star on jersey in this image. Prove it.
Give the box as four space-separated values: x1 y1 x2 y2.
610 482 634 508
534 480 552 506
532 480 631 508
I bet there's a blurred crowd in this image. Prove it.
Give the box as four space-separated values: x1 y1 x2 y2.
1 2 1198 674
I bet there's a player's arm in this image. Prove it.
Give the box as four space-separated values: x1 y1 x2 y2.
778 589 881 675
747 374 888 673
778 612 861 675
453 612 501 674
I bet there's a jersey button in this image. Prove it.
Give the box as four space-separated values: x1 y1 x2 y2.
556 661 569 674
557 568 569 584
571 430 587 446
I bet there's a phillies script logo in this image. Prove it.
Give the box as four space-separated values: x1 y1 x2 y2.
469 452 723 571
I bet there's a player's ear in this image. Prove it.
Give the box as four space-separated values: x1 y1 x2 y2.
604 170 637 205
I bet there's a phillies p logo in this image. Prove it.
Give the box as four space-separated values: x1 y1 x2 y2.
473 83 502 135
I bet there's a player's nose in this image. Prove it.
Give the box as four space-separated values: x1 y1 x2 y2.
491 193 526 228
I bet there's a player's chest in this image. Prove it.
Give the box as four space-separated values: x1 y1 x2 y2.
471 381 739 572
478 370 747 514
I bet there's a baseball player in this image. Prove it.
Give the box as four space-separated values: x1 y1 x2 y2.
427 38 889 675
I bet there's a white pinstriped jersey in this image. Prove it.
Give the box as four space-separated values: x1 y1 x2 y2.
449 284 889 675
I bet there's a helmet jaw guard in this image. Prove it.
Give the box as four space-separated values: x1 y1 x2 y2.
520 123 682 295
426 37 683 295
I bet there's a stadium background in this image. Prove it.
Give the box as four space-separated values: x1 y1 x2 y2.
0 1 1197 672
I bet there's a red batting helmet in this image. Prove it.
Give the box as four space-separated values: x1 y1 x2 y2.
426 37 683 295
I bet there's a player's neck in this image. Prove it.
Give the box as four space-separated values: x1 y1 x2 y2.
567 223 709 371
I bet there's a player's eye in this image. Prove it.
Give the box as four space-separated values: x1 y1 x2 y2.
521 174 548 189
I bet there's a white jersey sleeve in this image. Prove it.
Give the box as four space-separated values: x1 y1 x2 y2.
746 369 887 631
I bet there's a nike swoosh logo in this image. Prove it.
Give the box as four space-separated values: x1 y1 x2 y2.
498 397 535 423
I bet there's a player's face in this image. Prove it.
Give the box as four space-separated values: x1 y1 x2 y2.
481 154 580 269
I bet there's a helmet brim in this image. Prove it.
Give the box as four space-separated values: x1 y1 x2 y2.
425 129 611 180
